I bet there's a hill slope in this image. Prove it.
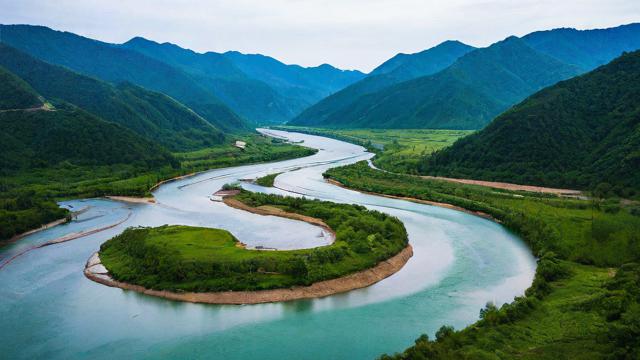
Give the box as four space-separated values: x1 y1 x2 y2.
0 44 223 150
0 64 42 110
122 37 300 124
293 37 580 129
0 24 246 132
420 50 640 195
0 67 176 173
292 24 640 130
370 40 476 81
523 23 640 71
290 41 474 126
223 51 365 110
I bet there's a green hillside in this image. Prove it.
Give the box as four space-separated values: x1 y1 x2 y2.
370 40 475 81
0 44 224 150
122 37 300 124
0 103 176 173
0 64 42 110
420 50 640 196
292 37 580 130
290 41 474 126
292 24 640 130
0 24 246 132
223 51 365 109
523 23 640 70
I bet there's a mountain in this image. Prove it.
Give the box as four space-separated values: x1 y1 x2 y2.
0 64 42 110
290 41 474 126
0 24 246 132
122 37 300 124
223 51 365 109
0 67 176 174
292 24 640 130
420 50 640 194
370 40 476 81
292 36 580 129
522 23 640 71
0 44 224 151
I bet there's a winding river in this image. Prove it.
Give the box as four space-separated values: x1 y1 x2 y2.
0 129 536 359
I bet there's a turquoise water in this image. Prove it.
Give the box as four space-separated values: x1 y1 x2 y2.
0 130 536 359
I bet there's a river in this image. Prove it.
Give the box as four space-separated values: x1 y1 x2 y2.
0 129 536 359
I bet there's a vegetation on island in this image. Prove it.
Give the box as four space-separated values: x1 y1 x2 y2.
99 191 408 292
255 173 282 187
324 161 640 358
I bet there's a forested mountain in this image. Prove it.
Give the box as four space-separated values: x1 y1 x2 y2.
522 23 640 71
223 51 365 109
369 40 475 81
122 37 300 124
0 44 224 150
292 23 640 130
292 37 580 129
0 64 42 110
0 67 176 173
0 24 246 132
420 50 640 195
289 41 474 126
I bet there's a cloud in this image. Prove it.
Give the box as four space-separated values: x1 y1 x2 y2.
1 0 638 71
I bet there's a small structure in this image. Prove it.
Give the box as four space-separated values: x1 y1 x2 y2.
234 140 247 150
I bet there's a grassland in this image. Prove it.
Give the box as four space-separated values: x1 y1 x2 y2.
273 126 471 173
99 190 408 292
323 161 640 358
0 135 316 242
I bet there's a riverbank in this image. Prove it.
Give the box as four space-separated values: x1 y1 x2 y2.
106 196 156 204
6 217 68 245
421 176 583 196
223 197 336 240
84 244 413 304
325 178 497 222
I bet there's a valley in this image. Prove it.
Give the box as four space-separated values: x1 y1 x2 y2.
0 12 639 360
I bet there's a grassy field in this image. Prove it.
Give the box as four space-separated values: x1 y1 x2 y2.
273 126 472 173
99 190 408 292
324 161 640 358
0 134 316 242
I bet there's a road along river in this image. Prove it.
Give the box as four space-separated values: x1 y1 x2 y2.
0 129 536 359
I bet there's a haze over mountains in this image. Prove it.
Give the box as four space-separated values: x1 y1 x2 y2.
0 44 224 151
290 23 640 130
1 22 639 142
0 24 365 126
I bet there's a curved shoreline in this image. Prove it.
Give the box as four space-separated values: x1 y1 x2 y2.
84 245 413 304
222 197 336 241
325 178 498 222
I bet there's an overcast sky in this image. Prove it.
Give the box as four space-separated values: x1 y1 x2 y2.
1 0 639 72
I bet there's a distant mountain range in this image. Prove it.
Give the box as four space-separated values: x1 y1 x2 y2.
290 23 640 130
290 40 476 127
0 24 364 126
420 49 640 193
0 44 224 151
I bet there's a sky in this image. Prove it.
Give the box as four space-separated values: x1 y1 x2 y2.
1 0 639 72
